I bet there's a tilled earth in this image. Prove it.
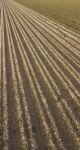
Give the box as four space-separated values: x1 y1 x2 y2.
0 0 80 150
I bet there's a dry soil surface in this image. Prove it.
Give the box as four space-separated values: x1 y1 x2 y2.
0 0 80 150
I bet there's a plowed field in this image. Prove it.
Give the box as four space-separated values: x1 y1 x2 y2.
0 0 80 150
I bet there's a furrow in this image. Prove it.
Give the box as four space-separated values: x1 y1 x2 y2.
4 4 38 150
8 4 80 133
1 1 80 149
5 4 80 149
4 6 29 150
7 4 80 85
8 2 80 65
7 4 79 111
9 4 80 70
5 5 58 150
11 2 80 53
18 8 80 58
0 2 2 149
1 4 9 150
12 0 80 43
7 11 66 150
